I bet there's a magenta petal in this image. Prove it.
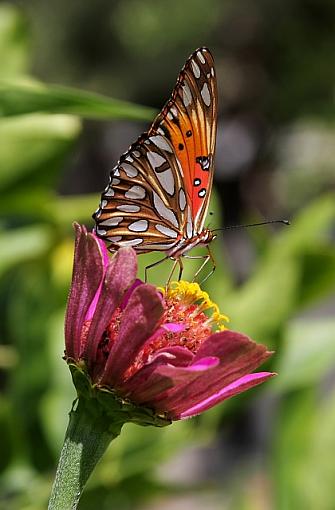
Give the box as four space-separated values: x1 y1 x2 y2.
120 346 194 398
162 323 186 333
178 372 276 419
150 345 194 365
92 232 110 269
132 356 219 404
86 234 110 321
121 279 144 310
100 284 164 386
157 356 219 377
152 330 273 415
83 247 137 363
143 322 186 346
65 223 105 359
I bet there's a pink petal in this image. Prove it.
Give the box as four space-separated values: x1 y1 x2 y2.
132 356 219 404
121 279 144 310
120 346 194 398
143 322 186 346
178 372 276 419
92 231 110 269
64 223 105 359
83 247 137 364
100 284 164 386
151 330 273 415
85 233 110 321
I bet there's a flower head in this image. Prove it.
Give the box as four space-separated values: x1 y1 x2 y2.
65 223 275 423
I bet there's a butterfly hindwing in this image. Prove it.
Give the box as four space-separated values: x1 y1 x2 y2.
94 47 217 252
94 134 187 251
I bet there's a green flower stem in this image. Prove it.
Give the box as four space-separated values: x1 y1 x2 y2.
48 397 125 510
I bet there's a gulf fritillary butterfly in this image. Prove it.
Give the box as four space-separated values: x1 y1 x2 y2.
93 47 218 281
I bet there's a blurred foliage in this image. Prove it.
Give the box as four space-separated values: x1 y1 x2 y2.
0 2 334 510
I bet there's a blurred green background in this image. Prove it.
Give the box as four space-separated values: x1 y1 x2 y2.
0 1 335 508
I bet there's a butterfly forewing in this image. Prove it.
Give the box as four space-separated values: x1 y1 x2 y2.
94 47 217 253
150 47 217 234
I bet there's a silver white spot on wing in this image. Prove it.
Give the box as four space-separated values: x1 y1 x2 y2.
191 59 201 78
147 151 166 169
107 236 122 243
155 224 178 238
182 83 192 107
170 105 178 117
100 216 123 227
186 206 193 238
197 50 206 64
211 67 215 77
116 204 141 213
133 150 141 158
128 219 148 232
178 188 186 211
119 238 143 247
104 187 114 197
125 155 134 163
167 112 173 120
100 199 107 208
113 168 120 177
155 168 175 196
122 163 138 178
149 135 173 153
201 83 211 106
125 185 146 199
153 192 178 228
157 127 165 135
111 178 120 185
96 227 107 236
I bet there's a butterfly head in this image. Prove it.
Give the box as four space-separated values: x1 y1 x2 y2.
201 229 217 245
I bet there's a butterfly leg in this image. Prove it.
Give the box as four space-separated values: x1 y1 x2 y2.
198 245 216 285
183 245 216 285
165 257 183 289
144 255 170 283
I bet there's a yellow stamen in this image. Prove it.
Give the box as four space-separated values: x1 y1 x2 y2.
162 281 229 331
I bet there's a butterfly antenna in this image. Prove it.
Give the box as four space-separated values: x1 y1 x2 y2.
212 219 290 232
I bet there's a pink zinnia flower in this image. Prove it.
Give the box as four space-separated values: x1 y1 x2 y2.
65 223 275 422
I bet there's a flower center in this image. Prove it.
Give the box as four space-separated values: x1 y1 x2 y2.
124 281 229 378
90 281 229 382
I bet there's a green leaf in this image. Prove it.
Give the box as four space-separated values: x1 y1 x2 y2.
267 193 335 261
0 79 157 120
274 318 335 392
272 388 335 510
0 113 81 191
272 390 316 509
219 194 335 342
298 246 335 306
0 4 30 78
0 225 52 276
299 389 335 510
224 255 300 344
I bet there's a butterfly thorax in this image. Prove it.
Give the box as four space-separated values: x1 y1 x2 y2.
167 229 216 259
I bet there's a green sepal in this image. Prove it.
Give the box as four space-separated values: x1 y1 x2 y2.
68 363 171 429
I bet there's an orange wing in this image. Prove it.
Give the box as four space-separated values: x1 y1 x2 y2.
149 47 217 233
93 47 217 252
